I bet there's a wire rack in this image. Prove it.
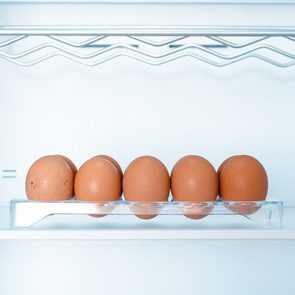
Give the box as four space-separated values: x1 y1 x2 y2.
0 25 295 67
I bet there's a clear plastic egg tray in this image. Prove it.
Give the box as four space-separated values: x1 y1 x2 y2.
10 199 283 228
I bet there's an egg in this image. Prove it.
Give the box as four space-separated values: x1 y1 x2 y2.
89 155 122 218
219 155 268 215
171 155 218 219
25 155 74 201
216 155 238 200
74 157 122 204
123 156 170 220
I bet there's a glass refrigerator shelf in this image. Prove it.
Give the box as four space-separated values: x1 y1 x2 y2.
10 199 283 228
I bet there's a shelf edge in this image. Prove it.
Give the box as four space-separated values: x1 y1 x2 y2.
1 229 295 240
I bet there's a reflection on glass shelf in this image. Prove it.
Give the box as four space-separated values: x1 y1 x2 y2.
9 199 283 228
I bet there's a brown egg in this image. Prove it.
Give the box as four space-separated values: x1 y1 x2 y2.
56 155 77 176
171 155 218 219
26 155 74 201
89 155 122 218
219 155 268 215
74 157 122 203
217 155 238 200
123 156 170 220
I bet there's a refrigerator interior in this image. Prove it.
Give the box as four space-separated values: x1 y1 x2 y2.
0 1 295 294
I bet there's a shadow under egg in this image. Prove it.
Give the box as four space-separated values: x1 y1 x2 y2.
90 202 117 218
225 201 261 216
128 202 162 220
180 203 214 220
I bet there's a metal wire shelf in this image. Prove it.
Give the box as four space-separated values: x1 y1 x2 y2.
1 25 295 67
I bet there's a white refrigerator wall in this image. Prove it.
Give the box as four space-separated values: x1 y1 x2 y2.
1 3 295 202
1 3 295 295
0 239 295 295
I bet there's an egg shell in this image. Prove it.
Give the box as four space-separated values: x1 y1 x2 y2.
219 155 268 201
219 155 268 215
217 155 238 200
128 203 162 220
217 155 239 177
171 155 218 220
86 156 123 218
74 157 122 203
92 155 123 179
25 155 74 201
225 202 262 216
56 155 78 176
123 156 170 220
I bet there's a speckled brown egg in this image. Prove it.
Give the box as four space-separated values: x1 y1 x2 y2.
123 156 170 220
25 155 74 201
171 155 218 219
74 157 122 202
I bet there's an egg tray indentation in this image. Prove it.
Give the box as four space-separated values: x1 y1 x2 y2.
9 199 283 228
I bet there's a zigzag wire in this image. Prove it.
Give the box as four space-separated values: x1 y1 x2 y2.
1 34 291 50
207 36 269 48
0 42 140 59
0 35 107 49
286 36 295 42
128 35 187 47
48 35 107 47
0 35 27 47
50 34 186 48
0 33 295 67
1 49 295 68
202 43 295 60
1 38 295 63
